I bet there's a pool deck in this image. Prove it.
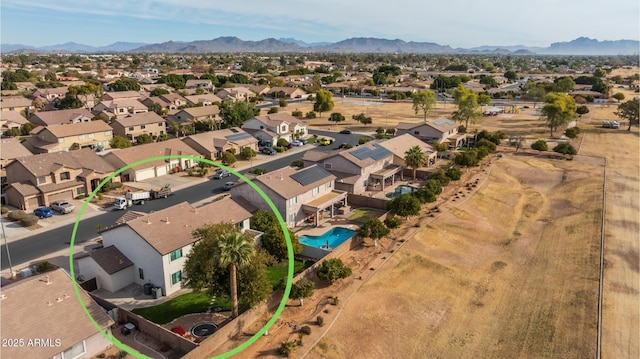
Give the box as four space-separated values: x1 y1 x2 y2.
295 222 359 237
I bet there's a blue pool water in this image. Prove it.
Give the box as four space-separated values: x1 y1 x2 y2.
299 227 356 249
386 185 417 198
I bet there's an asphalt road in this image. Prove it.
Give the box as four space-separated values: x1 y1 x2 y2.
0 130 367 270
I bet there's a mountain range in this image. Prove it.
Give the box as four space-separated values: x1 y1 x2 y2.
2 37 638 55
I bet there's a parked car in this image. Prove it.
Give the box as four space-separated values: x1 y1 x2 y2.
213 169 231 179
50 200 75 214
290 140 303 147
602 121 611 128
339 129 352 134
318 138 333 146
33 207 54 219
261 147 277 155
258 140 272 147
223 181 236 191
612 121 620 129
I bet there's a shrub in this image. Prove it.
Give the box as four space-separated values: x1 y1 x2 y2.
531 139 548 152
317 258 352 283
291 159 304 168
36 261 53 272
277 138 290 148
292 109 303 117
279 98 288 108
267 107 278 114
344 144 354 149
20 214 39 227
384 215 402 229
97 193 104 201
100 181 124 193
220 152 237 166
240 147 257 159
445 167 462 180
279 339 297 357
358 137 372 145
305 111 317 119
248 168 268 175
553 142 577 156
476 138 497 152
564 127 581 139
316 316 324 327
273 146 286 153
300 325 311 335
8 210 27 221
1 206 8 214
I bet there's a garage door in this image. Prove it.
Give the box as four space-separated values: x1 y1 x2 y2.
135 168 155 181
155 165 168 176
49 190 74 203
27 197 41 209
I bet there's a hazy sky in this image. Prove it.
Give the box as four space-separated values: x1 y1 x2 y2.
2 0 639 47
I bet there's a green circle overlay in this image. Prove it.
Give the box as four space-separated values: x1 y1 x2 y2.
69 155 293 359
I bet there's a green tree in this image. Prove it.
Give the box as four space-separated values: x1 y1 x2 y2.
357 218 390 247
317 258 352 284
411 90 436 123
220 152 237 166
525 84 547 108
3 128 20 137
576 105 590 118
387 194 421 219
109 78 140 91
615 98 640 131
541 92 577 137
267 107 278 114
150 88 170 96
220 101 260 128
185 223 238 291
329 112 345 123
313 89 334 116
554 76 575 92
290 278 314 306
593 67 607 78
531 139 548 152
278 98 288 108
20 122 37 136
404 145 426 180
240 147 256 159
250 210 302 261
213 229 255 318
553 142 577 157
504 70 518 82
452 85 482 130
159 74 186 89
235 250 272 308
478 93 492 106
110 136 132 149
612 93 625 103
564 127 580 139
136 134 154 144
352 113 372 126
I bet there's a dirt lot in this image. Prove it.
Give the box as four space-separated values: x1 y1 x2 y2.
197 73 639 358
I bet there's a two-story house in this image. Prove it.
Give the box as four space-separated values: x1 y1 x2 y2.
32 87 69 102
102 90 142 101
241 113 307 144
216 87 255 102
182 127 258 160
1 268 114 359
185 79 214 92
184 93 223 107
141 93 189 111
377 133 438 169
28 108 94 127
1 137 32 204
0 96 33 113
23 121 113 154
92 99 148 119
4 148 118 210
102 138 202 182
230 165 347 228
110 112 167 142
1 110 29 132
94 198 253 296
302 141 401 194
167 105 221 127
266 87 308 99
395 117 467 148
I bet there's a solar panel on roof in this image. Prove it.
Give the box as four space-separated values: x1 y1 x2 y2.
433 118 453 125
290 166 331 186
226 132 252 141
350 144 392 161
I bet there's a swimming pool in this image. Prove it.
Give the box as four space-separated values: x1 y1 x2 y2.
385 185 417 198
299 227 356 250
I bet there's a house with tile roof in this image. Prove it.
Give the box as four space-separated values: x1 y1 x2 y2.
185 79 214 91
241 112 307 144
266 86 308 99
92 98 149 119
102 138 202 182
395 117 467 148
0 95 33 113
302 141 400 194
102 90 142 101
182 127 258 160
4 148 118 210
28 108 94 127
167 105 221 126
32 87 69 102
110 112 167 142
23 121 114 154
230 165 347 228
98 198 254 296
184 93 223 107
1 137 33 204
377 133 437 168
141 93 189 111
0 110 29 131
0 268 114 359
216 86 255 102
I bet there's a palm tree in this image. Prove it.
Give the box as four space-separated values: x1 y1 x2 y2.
214 230 255 318
404 145 426 180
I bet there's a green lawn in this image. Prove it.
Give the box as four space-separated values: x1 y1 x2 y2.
132 292 231 324
267 259 314 289
348 208 386 223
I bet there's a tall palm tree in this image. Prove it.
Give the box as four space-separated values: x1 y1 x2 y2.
214 230 255 318
404 145 426 180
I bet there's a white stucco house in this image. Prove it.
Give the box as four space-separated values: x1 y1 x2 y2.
76 245 135 293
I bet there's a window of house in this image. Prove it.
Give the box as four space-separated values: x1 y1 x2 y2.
312 187 319 196
62 341 85 359
38 176 46 185
326 181 332 189
77 187 86 195
158 122 163 126
105 131 112 136
170 248 183 261
138 268 144 280
141 125 146 130
324 163 332 170
58 138 65 143
281 125 286 132
290 196 297 206
414 131 419 135
171 270 182 285
88 133 94 138
78 135 86 140
289 213 296 223
128 127 134 131
60 172 70 180
160 130 164 135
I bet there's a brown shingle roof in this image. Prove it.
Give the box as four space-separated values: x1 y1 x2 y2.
0 96 32 108
121 198 252 255
183 127 258 152
89 245 134 274
181 105 220 118
104 138 201 171
0 137 32 160
45 120 113 137
0 269 114 358
11 148 116 177
29 108 93 126
185 94 223 105
1 110 29 126
113 112 165 127
7 182 40 196
377 133 435 156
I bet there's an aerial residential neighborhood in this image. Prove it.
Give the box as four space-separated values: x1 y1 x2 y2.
0 19 639 359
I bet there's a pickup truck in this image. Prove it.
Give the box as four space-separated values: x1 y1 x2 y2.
50 200 75 214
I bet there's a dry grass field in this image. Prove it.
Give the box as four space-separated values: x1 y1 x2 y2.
204 70 639 358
